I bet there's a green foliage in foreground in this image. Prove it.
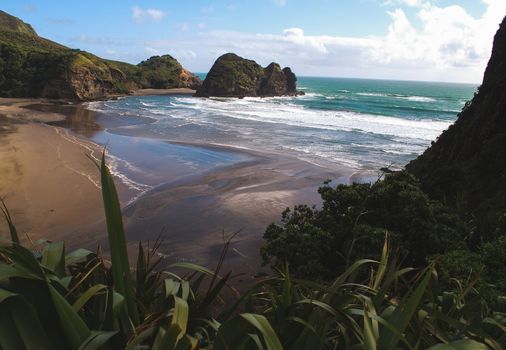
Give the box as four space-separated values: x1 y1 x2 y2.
0 157 505 349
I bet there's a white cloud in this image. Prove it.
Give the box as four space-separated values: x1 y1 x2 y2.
383 0 432 8
95 1 505 83
282 28 328 53
180 22 190 32
131 6 166 23
368 0 505 76
145 46 160 55
273 0 287 7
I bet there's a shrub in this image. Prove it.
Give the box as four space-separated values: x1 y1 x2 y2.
262 171 467 280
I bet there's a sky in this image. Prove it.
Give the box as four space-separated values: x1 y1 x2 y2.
2 0 506 83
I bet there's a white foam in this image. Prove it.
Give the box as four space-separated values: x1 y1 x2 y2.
93 94 458 171
397 96 436 102
356 92 436 103
171 96 451 141
106 154 152 192
84 101 107 113
298 92 324 99
356 92 387 97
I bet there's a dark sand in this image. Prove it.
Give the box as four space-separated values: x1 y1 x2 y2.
0 99 106 243
132 88 196 96
0 95 359 286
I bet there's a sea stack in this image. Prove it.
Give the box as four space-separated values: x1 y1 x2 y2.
195 53 303 97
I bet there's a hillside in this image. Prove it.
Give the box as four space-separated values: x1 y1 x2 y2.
0 10 200 100
407 16 506 241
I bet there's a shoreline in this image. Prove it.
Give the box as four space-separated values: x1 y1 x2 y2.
0 105 106 243
0 95 357 284
131 88 196 96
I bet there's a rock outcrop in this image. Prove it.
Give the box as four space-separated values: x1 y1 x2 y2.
0 10 200 100
406 16 506 239
180 68 202 90
195 53 302 97
40 52 137 100
259 63 287 96
195 53 264 97
137 55 201 90
283 67 297 95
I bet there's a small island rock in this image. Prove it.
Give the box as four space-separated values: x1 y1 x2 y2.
195 53 303 98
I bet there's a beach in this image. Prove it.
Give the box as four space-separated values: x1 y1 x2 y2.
0 76 474 281
0 99 105 243
0 94 354 282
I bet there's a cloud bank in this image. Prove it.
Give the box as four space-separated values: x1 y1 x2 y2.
99 1 506 83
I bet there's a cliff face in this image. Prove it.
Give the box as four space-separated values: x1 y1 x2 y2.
195 53 301 97
39 52 137 100
407 16 506 239
0 10 199 101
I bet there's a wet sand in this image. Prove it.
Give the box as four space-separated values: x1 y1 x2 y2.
0 96 355 284
0 99 106 243
132 88 196 96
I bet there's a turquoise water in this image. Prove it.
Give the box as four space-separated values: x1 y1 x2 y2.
87 77 476 173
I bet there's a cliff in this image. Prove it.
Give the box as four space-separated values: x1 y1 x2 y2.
195 53 301 97
407 16 506 240
0 10 200 101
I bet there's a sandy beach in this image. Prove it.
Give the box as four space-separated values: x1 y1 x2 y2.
0 99 106 243
131 88 196 96
0 94 354 283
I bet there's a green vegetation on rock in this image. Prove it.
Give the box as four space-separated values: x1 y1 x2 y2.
196 53 265 97
0 10 200 100
137 55 200 89
195 53 300 97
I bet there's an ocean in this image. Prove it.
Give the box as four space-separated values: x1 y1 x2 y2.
84 77 476 197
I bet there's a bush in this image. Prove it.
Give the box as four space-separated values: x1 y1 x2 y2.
262 171 467 280
483 235 506 291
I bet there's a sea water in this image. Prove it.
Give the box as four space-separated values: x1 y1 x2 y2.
86 77 476 183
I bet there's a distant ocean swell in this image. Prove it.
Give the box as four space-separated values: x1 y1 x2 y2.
85 77 476 177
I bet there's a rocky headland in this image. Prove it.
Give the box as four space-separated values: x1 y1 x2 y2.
195 53 303 98
0 10 201 101
407 16 506 240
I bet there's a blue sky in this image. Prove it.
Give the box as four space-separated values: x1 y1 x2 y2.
2 1 505 83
